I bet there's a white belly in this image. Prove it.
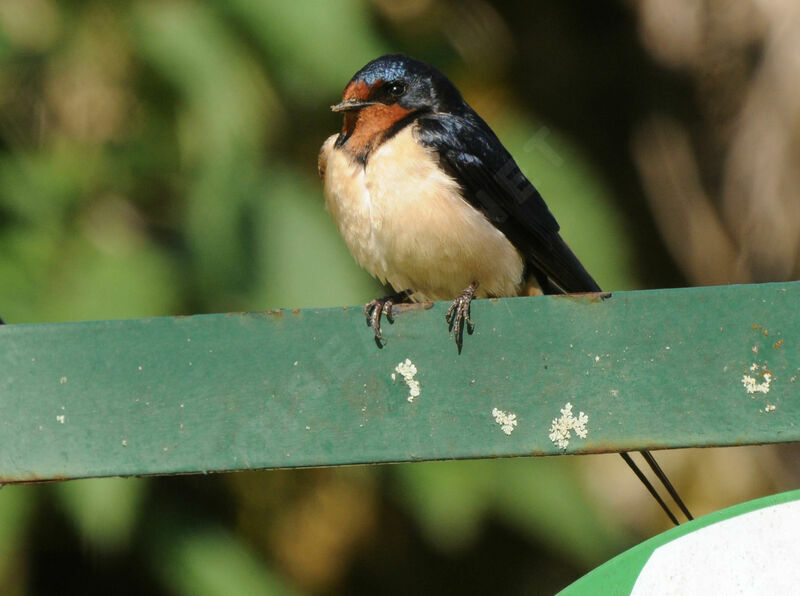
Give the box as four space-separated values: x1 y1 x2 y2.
321 126 524 302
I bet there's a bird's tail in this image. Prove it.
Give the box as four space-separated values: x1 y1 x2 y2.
532 233 693 525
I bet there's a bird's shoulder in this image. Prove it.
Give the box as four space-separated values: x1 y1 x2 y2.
412 111 560 235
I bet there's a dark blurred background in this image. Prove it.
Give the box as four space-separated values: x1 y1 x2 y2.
1 0 799 593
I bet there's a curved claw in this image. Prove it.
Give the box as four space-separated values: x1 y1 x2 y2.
445 282 477 354
363 290 412 348
364 299 391 347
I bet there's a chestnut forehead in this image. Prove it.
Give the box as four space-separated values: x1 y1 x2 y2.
342 79 384 101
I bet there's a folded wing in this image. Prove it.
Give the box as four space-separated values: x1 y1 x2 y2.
414 113 601 294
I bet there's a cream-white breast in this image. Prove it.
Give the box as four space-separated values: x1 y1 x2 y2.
320 124 524 302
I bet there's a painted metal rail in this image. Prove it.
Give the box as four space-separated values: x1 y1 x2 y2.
1 282 798 483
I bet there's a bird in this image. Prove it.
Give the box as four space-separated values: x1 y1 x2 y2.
318 54 605 353
318 54 692 524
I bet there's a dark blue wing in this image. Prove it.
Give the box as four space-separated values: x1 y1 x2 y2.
414 112 601 294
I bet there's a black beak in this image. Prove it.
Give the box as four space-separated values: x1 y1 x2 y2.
331 99 376 113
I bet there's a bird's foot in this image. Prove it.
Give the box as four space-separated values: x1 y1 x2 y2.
445 282 477 354
364 290 412 348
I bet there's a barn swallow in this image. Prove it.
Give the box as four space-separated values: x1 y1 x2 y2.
318 54 602 353
319 54 692 524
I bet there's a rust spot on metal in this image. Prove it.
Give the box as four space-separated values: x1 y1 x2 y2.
554 291 612 303
291 309 301 315
264 309 283 317
774 339 784 350
390 302 434 317
225 311 247 316
0 474 71 485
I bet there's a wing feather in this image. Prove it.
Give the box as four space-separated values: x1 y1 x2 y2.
414 113 601 294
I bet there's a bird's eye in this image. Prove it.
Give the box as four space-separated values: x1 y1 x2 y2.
388 82 406 97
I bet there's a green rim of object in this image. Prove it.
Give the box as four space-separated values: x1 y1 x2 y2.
559 489 800 595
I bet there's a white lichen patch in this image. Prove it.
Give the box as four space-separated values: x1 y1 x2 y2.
548 402 589 449
393 358 420 402
742 362 772 394
742 373 772 394
491 408 518 435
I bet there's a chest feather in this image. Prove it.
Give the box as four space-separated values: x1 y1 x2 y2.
321 125 524 301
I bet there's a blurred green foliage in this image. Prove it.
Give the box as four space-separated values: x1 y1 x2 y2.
0 1 650 593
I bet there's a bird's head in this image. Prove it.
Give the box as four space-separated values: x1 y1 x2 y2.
332 54 463 115
331 54 464 154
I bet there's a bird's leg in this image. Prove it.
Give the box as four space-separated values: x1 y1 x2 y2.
364 289 413 348
445 282 478 354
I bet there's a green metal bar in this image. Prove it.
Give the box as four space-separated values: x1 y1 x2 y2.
1 282 799 483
